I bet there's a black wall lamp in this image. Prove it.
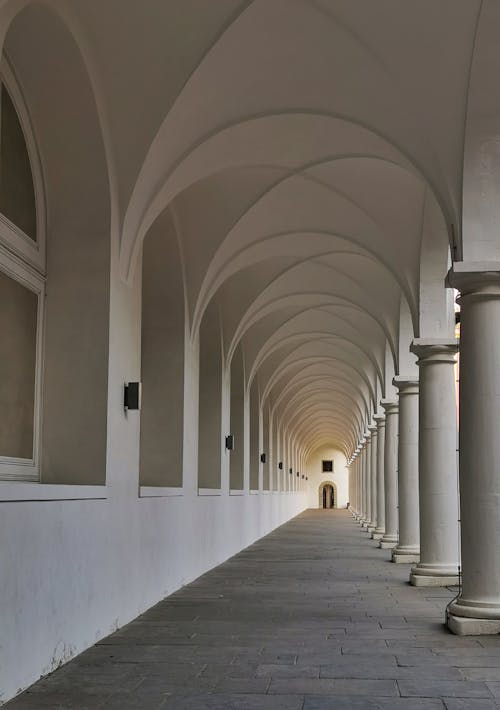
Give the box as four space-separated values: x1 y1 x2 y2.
225 434 234 451
124 382 141 411
278 461 283 470
296 471 300 477
289 468 293 475
260 453 266 464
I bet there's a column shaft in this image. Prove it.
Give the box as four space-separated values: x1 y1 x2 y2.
447 266 500 634
368 424 378 533
361 441 368 524
380 401 399 548
363 434 372 530
373 414 386 539
410 340 460 587
392 377 420 563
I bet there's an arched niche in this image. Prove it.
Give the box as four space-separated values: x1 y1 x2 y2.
139 208 184 488
271 413 279 491
229 342 244 491
262 400 270 491
0 5 110 484
249 378 260 491
418 192 455 339
198 299 223 490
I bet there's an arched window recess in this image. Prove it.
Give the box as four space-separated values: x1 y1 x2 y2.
0 54 45 482
0 55 46 272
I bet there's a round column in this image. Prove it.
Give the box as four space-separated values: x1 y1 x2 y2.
355 448 362 520
447 267 500 634
368 423 378 533
379 400 399 549
373 413 386 539
391 377 420 563
360 438 368 525
353 451 360 517
362 431 373 530
351 461 355 513
410 340 460 587
349 456 354 514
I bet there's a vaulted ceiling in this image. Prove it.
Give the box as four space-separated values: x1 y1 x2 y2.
5 0 492 460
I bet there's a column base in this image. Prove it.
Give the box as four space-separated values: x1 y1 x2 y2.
392 545 420 564
372 527 385 540
379 537 398 549
410 563 459 587
367 525 375 533
447 614 500 636
447 597 500 634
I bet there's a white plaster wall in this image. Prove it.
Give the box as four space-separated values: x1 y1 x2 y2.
305 446 349 509
0 243 308 704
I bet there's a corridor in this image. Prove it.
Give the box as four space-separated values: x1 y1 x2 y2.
7 510 500 710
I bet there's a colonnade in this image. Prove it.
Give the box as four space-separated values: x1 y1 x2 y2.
348 269 500 634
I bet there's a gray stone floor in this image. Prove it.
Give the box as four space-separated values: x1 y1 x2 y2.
7 509 500 709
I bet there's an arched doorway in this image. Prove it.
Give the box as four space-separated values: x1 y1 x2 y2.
318 481 336 509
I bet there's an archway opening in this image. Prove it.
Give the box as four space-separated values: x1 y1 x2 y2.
319 481 336 509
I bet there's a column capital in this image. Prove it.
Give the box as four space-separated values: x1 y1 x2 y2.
380 398 398 415
447 262 500 301
368 423 377 435
364 429 372 441
373 413 386 425
393 375 419 395
410 338 458 366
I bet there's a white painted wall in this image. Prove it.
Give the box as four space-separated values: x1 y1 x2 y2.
0 244 308 705
305 446 349 509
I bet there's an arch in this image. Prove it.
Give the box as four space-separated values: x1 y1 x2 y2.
249 376 260 491
139 207 185 488
461 0 500 262
0 3 111 485
229 341 245 491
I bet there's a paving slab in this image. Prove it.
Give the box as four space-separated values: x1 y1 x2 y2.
6 510 500 708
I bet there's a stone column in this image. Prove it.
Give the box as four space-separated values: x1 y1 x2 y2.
391 377 420 563
410 340 460 587
447 266 500 634
362 432 373 530
380 400 399 549
348 460 353 513
360 438 368 524
368 423 378 533
351 452 359 517
355 448 362 520
373 413 386 540
351 451 358 518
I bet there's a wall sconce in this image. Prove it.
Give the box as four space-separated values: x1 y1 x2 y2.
301 474 305 479
225 434 234 451
124 382 141 411
289 468 293 475
296 471 300 477
260 453 266 464
306 476 308 481
278 461 283 470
